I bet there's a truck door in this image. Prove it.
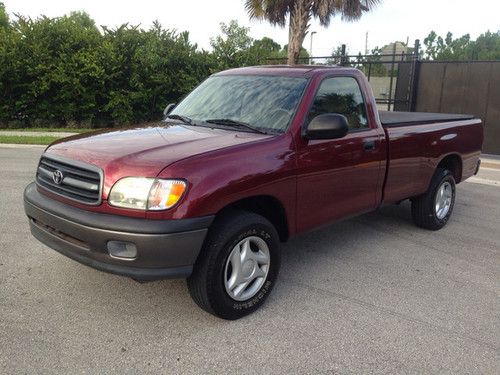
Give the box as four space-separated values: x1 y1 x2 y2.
296 76 386 233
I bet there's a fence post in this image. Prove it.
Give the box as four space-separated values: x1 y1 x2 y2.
341 44 346 66
414 39 420 59
387 43 397 111
409 39 421 111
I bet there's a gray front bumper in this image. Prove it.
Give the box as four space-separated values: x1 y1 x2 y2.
24 182 214 280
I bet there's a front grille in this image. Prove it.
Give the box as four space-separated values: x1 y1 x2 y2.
36 154 103 205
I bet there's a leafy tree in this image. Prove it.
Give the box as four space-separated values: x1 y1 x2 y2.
210 20 253 69
423 31 471 60
68 11 97 29
0 2 9 29
251 36 281 54
330 45 388 76
471 31 500 60
363 46 388 76
326 44 348 65
244 0 380 65
210 20 285 67
423 30 500 61
248 36 282 64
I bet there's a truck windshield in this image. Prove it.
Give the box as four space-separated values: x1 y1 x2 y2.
170 75 308 133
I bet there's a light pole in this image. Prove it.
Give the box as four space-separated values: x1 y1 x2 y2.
309 31 316 65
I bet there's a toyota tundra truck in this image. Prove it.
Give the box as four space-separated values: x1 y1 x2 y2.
24 66 483 319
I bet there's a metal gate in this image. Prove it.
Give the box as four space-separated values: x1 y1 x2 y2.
264 40 421 111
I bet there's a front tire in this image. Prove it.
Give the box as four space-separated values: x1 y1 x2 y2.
411 168 456 230
187 210 281 320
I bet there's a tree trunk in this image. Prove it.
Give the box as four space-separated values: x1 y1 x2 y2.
287 0 312 65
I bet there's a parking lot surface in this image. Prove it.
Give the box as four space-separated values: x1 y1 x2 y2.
1 146 499 374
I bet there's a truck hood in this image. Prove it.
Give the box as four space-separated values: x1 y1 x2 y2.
46 123 271 195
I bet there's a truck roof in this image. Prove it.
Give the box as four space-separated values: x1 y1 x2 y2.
214 65 357 78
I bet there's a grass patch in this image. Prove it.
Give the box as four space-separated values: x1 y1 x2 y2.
0 135 62 145
2 127 95 133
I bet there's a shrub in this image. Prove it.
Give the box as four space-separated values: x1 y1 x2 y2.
0 6 215 128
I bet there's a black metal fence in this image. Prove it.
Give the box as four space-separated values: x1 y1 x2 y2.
263 42 500 154
264 40 422 111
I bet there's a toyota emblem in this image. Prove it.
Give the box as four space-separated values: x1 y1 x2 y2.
53 170 64 185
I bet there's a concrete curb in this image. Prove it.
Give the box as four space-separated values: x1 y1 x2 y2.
466 176 500 186
0 144 47 149
481 154 500 170
481 153 500 161
0 131 77 137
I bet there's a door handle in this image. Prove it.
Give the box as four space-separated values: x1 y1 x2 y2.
363 140 375 151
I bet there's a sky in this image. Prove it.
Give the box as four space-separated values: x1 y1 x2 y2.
3 0 499 56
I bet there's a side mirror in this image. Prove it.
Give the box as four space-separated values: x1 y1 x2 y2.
163 103 176 117
304 113 349 140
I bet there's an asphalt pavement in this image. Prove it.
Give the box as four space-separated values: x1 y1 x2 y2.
1 146 499 374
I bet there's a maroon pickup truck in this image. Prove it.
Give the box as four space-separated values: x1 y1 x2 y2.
24 66 483 319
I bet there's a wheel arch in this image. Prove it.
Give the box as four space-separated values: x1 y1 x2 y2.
437 153 463 183
214 195 290 242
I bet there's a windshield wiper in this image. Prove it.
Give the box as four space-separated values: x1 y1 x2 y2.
165 114 192 125
204 118 268 134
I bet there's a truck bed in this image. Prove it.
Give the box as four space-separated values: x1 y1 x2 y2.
379 111 475 127
381 111 482 204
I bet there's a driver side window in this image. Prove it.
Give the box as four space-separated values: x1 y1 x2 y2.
308 77 368 131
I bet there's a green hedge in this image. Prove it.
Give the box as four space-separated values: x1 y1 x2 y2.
0 8 217 128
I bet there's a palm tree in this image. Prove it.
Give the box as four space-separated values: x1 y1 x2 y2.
245 0 380 65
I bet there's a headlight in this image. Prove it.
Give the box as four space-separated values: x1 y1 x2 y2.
108 177 186 210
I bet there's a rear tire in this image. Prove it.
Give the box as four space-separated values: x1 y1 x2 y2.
187 210 281 320
411 168 456 230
